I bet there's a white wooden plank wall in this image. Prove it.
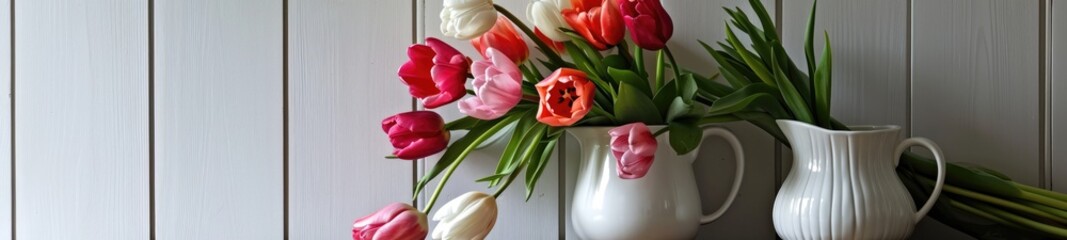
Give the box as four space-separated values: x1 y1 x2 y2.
1055 0 1067 193
14 1 148 239
288 0 414 239
0 0 1062 239
912 0 1041 187
154 0 283 239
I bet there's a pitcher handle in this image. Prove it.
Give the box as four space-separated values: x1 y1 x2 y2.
893 137 946 224
698 127 745 224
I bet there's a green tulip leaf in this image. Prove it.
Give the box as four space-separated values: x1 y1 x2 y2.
615 81 663 124
608 67 653 98
668 119 702 155
413 113 522 199
525 129 562 201
813 32 833 128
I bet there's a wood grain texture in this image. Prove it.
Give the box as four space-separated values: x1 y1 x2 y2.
420 1 560 238
912 0 1041 187
0 0 9 238
154 0 283 239
14 0 148 239
287 0 414 239
1055 0 1067 193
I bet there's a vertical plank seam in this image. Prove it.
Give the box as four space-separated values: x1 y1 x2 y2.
1041 0 1051 189
557 137 566 239
772 0 784 191
1050 0 1057 190
411 0 419 209
282 0 291 237
6 0 11 237
414 0 426 211
148 0 156 238
905 0 912 138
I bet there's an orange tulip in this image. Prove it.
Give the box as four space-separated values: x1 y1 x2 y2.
471 16 529 63
535 68 596 126
562 0 625 50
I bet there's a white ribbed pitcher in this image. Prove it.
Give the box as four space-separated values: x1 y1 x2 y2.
773 120 947 240
568 126 745 239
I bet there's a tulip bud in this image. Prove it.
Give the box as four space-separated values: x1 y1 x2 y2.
382 111 450 160
471 16 529 64
431 192 498 240
353 203 429 240
618 0 674 50
527 0 572 42
441 0 499 40
609 122 657 179
398 38 470 109
562 0 625 50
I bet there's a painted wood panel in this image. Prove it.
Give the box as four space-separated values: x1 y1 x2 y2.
14 0 148 239
287 0 414 239
1054 0 1067 193
420 1 561 238
0 0 9 238
912 0 1041 189
154 0 283 239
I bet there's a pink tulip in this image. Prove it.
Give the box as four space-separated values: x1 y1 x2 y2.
382 111 450 160
609 122 657 179
617 0 673 50
458 48 523 120
398 37 471 109
352 203 429 240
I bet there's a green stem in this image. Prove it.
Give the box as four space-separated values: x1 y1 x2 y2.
617 40 634 67
1023 201 1067 221
972 201 1067 238
1021 191 1067 212
492 167 522 198
422 156 463 213
494 4 566 66
652 127 669 137
933 179 1067 225
947 197 1022 228
1017 183 1067 203
633 46 645 77
663 46 684 80
655 50 666 91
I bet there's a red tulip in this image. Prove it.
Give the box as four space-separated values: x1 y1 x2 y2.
382 111 450 160
472 16 529 63
617 0 673 50
535 68 595 127
562 0 625 50
398 37 470 109
352 203 429 240
535 28 566 54
609 122 657 179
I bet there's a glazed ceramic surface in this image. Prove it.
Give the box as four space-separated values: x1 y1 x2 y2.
568 126 744 240
773 120 947 240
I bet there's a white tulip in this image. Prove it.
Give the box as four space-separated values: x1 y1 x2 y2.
527 0 572 42
431 191 498 240
440 0 499 40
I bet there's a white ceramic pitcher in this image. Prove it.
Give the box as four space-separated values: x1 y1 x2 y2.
773 120 947 239
568 125 744 240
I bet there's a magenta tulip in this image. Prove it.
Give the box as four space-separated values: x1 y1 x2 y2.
352 203 429 240
609 122 657 179
617 0 673 50
398 37 471 109
458 48 523 120
382 111 450 160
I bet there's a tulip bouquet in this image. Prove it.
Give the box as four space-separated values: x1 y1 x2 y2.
356 0 1067 239
357 0 743 239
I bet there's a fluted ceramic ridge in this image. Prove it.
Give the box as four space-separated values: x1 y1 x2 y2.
773 120 918 240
